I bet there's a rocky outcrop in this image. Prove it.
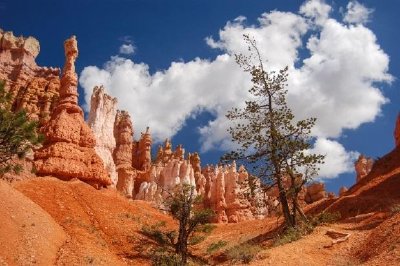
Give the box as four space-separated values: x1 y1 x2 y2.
0 30 60 125
339 186 348 197
305 182 327 203
202 162 267 223
34 36 111 188
355 155 374 183
88 86 118 187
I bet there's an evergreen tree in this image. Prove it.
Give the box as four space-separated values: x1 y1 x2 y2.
222 35 324 227
0 81 43 176
168 184 214 265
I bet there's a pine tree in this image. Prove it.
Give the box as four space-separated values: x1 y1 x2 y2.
222 35 324 227
168 184 214 265
0 81 43 176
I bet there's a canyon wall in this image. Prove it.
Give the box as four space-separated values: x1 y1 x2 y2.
0 30 60 126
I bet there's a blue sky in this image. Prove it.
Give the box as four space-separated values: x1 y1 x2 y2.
1 0 399 194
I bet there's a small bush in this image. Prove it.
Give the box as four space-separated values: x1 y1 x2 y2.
141 223 171 246
390 204 400 214
311 211 341 226
206 240 227 254
273 227 303 246
226 243 262 264
151 250 182 266
195 223 216 234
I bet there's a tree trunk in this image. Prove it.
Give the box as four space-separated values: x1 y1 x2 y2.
276 176 294 227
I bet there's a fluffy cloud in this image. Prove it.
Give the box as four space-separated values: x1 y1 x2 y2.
343 1 373 24
309 138 359 179
299 0 332 25
80 0 391 180
119 43 135 55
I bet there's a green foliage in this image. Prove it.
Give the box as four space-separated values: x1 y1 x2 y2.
206 240 227 254
222 35 324 227
226 243 262 264
151 250 183 266
310 211 341 226
195 223 216 234
142 184 214 265
390 204 400 215
0 80 43 176
273 227 304 246
141 222 174 246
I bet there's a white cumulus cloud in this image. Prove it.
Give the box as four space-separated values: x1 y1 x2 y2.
119 43 135 55
309 138 359 179
343 1 373 24
79 0 392 180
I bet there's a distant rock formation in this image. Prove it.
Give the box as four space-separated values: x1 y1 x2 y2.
88 86 118 187
34 36 111 188
0 30 60 126
339 186 348 197
305 182 327 204
202 162 267 223
354 154 374 183
114 110 136 197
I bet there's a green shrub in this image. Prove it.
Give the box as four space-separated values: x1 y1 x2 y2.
226 243 262 264
141 222 172 246
273 226 303 246
311 211 341 226
206 240 227 254
391 204 400 214
195 223 216 234
151 250 182 266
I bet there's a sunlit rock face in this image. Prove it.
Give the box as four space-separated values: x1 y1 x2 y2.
202 162 267 223
0 29 60 126
305 182 327 204
88 86 118 187
114 110 136 197
354 154 374 183
34 36 111 188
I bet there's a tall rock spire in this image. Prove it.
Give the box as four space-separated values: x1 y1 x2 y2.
34 36 111 188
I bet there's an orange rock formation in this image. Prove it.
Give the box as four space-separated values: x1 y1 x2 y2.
0 30 60 125
305 182 327 203
34 36 111 188
354 154 374 183
114 110 136 197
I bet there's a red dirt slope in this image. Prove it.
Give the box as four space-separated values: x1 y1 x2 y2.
13 177 176 265
325 147 400 219
0 180 66 265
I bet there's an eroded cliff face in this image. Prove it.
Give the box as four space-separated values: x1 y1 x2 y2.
88 86 118 187
34 36 111 187
0 30 60 125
